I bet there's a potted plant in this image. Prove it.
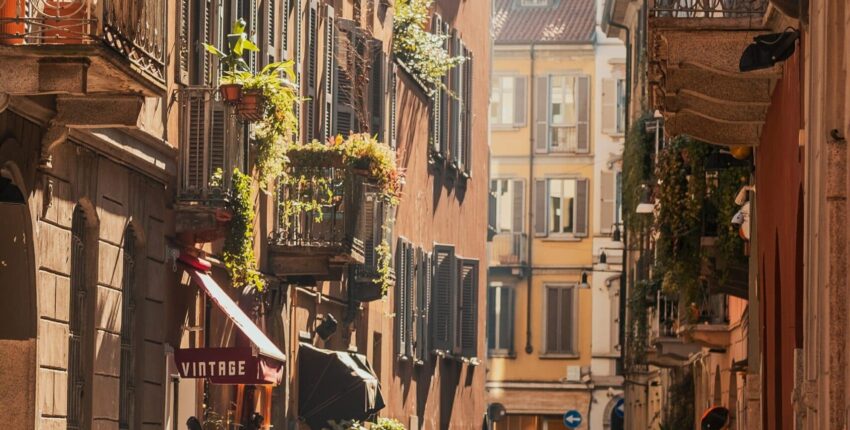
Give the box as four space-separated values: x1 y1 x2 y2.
203 19 259 104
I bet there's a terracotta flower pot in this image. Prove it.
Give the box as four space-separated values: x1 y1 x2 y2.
236 90 265 122
219 83 243 104
0 0 25 45
42 0 88 44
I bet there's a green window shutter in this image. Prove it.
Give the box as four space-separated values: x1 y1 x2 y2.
534 75 549 153
576 75 590 153
304 0 319 142
463 45 473 175
389 62 398 149
575 178 589 237
178 0 190 84
430 244 456 352
534 179 548 237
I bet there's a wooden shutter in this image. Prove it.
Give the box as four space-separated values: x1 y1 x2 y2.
534 179 548 237
333 21 355 136
322 4 335 141
281 0 290 59
576 75 590 153
487 286 497 351
463 46 473 175
511 179 524 233
561 288 575 353
369 40 385 140
488 189 497 238
502 287 515 352
429 15 443 156
264 0 277 64
396 238 409 357
405 242 415 358
458 259 479 358
389 63 398 149
600 171 615 234
601 78 617 134
575 178 589 237
513 76 527 127
208 102 227 181
534 75 549 153
415 249 430 363
183 90 209 194
178 0 190 84
304 0 318 142
449 32 461 167
545 287 559 352
430 244 455 352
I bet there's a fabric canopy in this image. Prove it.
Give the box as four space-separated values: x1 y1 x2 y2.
298 343 385 429
178 266 285 385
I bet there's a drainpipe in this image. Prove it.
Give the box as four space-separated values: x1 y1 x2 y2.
607 15 630 376
525 41 536 354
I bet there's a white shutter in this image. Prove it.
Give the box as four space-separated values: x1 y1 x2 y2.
600 171 616 234
575 178 589 237
534 76 549 153
513 76 527 127
601 78 617 134
576 76 590 153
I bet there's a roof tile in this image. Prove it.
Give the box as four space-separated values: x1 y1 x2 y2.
493 0 596 44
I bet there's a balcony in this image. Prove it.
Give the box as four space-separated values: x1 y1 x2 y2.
647 292 701 367
488 232 528 276
350 193 395 302
0 0 166 96
269 166 373 283
680 288 731 348
648 0 780 147
174 87 244 243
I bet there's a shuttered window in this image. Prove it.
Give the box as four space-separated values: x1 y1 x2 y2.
304 0 319 142
487 284 515 355
430 244 456 352
67 207 90 430
118 229 138 430
602 78 626 135
491 75 526 127
395 238 415 358
456 258 479 358
461 46 473 175
600 170 616 233
389 62 398 149
491 179 524 233
415 250 432 363
178 0 191 84
429 15 445 158
448 30 461 168
322 4 335 141
534 178 589 238
544 285 577 355
536 75 590 154
181 89 231 200
369 40 385 141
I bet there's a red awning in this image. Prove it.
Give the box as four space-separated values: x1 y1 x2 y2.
176 266 285 385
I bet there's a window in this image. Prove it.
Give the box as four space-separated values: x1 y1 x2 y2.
534 75 590 154
68 206 91 430
428 244 479 359
600 171 616 233
602 77 627 135
430 244 456 352
491 179 524 233
456 258 479 358
396 238 415 359
534 178 588 238
520 0 549 6
119 229 138 430
544 285 577 354
487 284 515 355
491 76 526 127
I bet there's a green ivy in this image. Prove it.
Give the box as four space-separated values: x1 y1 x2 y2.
392 0 465 92
622 114 653 238
711 165 749 287
222 168 265 291
626 280 651 368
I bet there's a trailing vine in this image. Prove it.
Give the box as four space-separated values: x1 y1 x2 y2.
622 114 653 238
626 280 651 369
221 168 265 292
392 0 465 91
710 165 749 287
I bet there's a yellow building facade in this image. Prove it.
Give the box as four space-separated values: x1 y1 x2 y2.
487 0 626 428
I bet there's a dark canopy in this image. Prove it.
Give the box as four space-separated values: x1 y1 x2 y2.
298 343 385 429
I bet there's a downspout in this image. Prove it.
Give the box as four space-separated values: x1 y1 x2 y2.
525 41 536 354
607 15 630 376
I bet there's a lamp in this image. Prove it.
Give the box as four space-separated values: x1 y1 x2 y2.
316 314 338 340
612 224 621 242
599 250 608 264
580 271 589 288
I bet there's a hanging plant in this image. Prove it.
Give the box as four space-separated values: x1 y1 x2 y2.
392 0 465 92
221 168 265 291
203 19 259 103
710 165 750 286
622 114 654 237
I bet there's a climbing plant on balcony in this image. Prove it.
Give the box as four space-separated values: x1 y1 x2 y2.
710 165 750 286
626 279 652 369
622 114 653 238
217 168 265 292
392 0 465 91
654 135 709 304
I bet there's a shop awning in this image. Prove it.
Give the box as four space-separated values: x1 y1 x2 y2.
175 266 285 385
298 343 385 429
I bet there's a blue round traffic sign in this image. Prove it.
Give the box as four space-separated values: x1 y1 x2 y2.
563 410 583 428
614 398 625 419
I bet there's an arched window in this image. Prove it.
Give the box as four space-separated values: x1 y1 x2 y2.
68 206 89 430
119 228 137 429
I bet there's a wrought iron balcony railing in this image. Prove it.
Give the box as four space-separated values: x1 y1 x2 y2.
651 0 768 18
0 0 166 83
653 291 679 340
489 232 528 267
177 87 243 205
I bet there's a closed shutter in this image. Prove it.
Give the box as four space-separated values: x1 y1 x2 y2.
281 0 290 59
369 40 385 140
488 189 497 238
359 192 379 268
511 179 524 233
429 15 443 156
416 251 432 362
183 90 209 194
513 76 527 127
322 4 335 141
389 63 398 149
601 78 617 134
463 46 473 175
265 0 277 64
534 75 549 153
600 171 615 234
430 244 455 352
439 20 450 157
449 32 461 167
545 287 559 353
534 179 548 237
396 238 408 357
576 75 590 153
501 287 515 352
561 288 575 353
304 0 318 142
487 286 496 351
575 178 589 237
404 242 415 358
333 21 355 136
178 0 190 84
293 0 302 129
458 259 479 358
209 102 227 181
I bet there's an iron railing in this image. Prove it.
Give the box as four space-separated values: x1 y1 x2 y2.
653 291 679 339
0 0 166 82
177 87 242 205
489 232 528 267
651 0 768 18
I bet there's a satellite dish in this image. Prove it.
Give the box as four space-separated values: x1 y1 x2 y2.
488 403 507 422
701 406 730 430
739 30 799 72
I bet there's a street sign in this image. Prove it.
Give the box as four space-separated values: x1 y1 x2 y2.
563 410 583 429
614 398 625 419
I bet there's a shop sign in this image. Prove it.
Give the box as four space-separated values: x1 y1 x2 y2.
175 347 263 384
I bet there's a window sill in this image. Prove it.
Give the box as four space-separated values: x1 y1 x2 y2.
541 235 585 242
539 353 580 359
488 352 517 359
492 124 523 131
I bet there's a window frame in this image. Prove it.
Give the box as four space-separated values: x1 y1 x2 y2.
542 283 578 357
519 0 550 6
491 178 525 234
491 75 517 127
487 283 516 357
616 78 626 135
546 177 579 236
